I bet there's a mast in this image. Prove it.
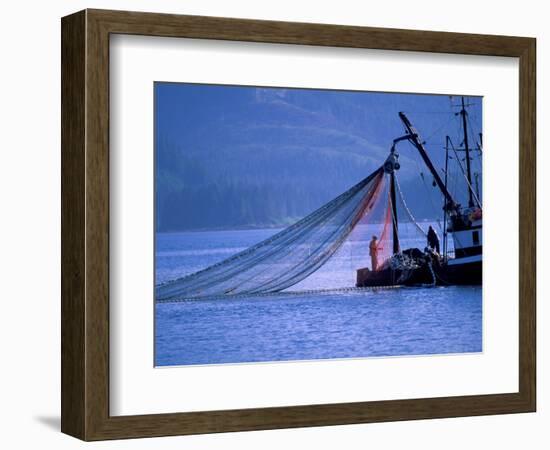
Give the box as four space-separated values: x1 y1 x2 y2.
460 96 475 208
398 112 458 212
390 172 400 254
384 150 401 254
443 136 450 258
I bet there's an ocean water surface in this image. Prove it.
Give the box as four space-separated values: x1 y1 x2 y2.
155 226 481 366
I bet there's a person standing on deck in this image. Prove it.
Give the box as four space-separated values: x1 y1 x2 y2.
427 225 440 254
369 235 379 271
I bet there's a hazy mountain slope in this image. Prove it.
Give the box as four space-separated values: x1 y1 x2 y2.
156 84 482 231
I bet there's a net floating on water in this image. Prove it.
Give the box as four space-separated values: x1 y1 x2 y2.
156 167 388 301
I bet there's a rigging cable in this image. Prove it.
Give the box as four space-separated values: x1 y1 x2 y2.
394 173 428 237
448 138 483 209
407 149 444 232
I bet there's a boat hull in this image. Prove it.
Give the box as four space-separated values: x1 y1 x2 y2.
356 258 482 287
435 259 482 285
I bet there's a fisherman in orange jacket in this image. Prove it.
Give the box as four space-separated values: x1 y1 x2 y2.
369 235 379 271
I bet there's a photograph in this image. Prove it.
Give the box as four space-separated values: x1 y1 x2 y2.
154 83 483 367
0 0 541 445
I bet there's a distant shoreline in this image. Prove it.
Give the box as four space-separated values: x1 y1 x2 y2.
157 224 287 234
157 218 440 234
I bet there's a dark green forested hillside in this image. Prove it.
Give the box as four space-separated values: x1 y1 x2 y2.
155 85 482 231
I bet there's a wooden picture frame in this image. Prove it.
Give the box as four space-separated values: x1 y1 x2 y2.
61 9 536 440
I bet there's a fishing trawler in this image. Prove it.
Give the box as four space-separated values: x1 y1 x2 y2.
156 97 482 302
356 98 482 287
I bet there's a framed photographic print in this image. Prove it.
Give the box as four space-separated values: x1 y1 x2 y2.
61 9 536 440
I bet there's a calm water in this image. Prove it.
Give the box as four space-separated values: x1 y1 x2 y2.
155 226 481 366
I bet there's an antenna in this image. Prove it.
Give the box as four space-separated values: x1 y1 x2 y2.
460 96 475 208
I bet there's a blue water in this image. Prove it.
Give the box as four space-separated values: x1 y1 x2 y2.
155 227 481 366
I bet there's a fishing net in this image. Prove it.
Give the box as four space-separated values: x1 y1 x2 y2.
290 175 394 291
156 167 389 301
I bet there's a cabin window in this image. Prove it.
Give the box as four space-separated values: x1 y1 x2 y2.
472 230 480 246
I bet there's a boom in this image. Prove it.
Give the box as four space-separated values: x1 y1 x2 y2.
398 112 458 211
